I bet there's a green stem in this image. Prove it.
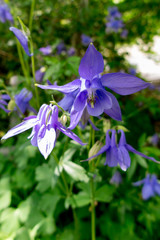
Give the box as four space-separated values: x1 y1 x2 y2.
16 41 30 83
52 152 69 195
30 39 40 108
72 208 80 240
91 177 96 240
29 0 36 32
12 11 30 84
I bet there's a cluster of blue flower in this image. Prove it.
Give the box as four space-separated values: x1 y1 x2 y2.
106 6 128 38
0 0 13 23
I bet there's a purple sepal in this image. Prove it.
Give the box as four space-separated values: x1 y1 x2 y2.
37 79 81 94
9 27 33 56
79 44 104 80
101 72 150 95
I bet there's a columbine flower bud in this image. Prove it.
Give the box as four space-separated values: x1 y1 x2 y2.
89 141 103 159
8 99 16 111
103 119 111 133
60 114 68 126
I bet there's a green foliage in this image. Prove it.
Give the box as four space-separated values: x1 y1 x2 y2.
1 0 160 239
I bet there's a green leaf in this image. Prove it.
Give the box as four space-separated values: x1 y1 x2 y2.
55 149 89 182
135 155 148 168
0 178 11 210
44 62 62 81
38 217 56 236
95 185 115 202
63 161 89 182
38 193 60 215
14 227 31 240
56 228 74 240
35 164 57 193
18 200 31 223
73 192 91 208
0 208 20 234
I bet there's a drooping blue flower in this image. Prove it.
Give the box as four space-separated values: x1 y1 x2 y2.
35 67 46 83
37 44 150 129
0 2 13 23
83 129 159 171
133 174 160 200
108 7 121 18
39 45 52 55
15 88 36 114
81 34 92 46
9 27 33 56
110 170 122 185
2 104 85 159
0 94 10 113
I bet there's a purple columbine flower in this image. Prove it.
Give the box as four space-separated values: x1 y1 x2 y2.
9 27 33 56
37 44 150 129
0 94 10 113
83 129 159 171
35 67 46 83
129 68 136 75
121 29 128 38
81 34 92 46
0 2 13 23
108 7 121 18
110 170 122 185
39 45 52 55
150 133 159 146
133 174 160 200
67 47 75 56
56 42 66 55
15 88 36 114
2 104 85 159
106 18 124 33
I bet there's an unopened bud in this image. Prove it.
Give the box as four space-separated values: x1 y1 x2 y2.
103 119 111 133
60 114 68 126
89 141 103 158
8 99 16 111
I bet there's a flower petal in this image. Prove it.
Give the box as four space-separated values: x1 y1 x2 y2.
154 183 160 195
73 90 88 112
9 27 33 57
132 179 145 187
58 89 79 112
142 183 155 200
57 124 86 146
0 104 10 113
105 147 119 167
126 144 160 164
104 91 122 121
87 97 104 116
1 117 38 140
36 79 81 94
79 44 104 80
69 104 86 130
37 125 56 159
101 73 150 95
118 146 131 171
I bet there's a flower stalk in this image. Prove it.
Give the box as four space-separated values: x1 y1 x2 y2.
30 39 40 108
29 0 36 32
